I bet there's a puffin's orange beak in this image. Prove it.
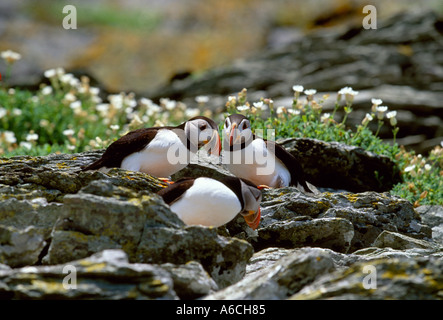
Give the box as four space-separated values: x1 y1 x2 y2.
209 131 221 156
229 123 237 146
242 207 261 230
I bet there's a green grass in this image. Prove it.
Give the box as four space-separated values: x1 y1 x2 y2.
0 63 441 206
26 1 162 31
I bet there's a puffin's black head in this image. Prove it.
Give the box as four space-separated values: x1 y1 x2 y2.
223 114 253 147
184 116 221 156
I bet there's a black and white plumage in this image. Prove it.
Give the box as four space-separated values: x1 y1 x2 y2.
82 116 221 177
157 176 262 230
222 113 317 194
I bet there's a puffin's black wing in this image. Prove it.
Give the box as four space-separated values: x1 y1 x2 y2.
157 177 195 205
81 128 160 171
265 140 317 194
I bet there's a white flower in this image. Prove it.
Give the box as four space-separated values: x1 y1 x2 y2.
320 113 331 123
108 94 124 109
60 73 74 84
292 85 304 92
4 131 16 144
237 105 250 111
1 50 21 64
64 93 76 103
376 106 388 113
404 165 416 172
424 164 432 171
287 109 300 115
361 113 374 126
338 87 359 103
371 98 383 106
12 108 22 116
386 111 397 119
228 96 236 102
89 87 100 96
41 86 53 95
304 89 317 96
139 98 153 107
26 133 39 142
67 145 76 151
96 103 109 113
63 129 75 136
20 141 32 150
44 69 57 78
185 108 200 118
276 106 286 114
376 106 388 120
0 107 7 119
195 95 209 104
70 101 82 110
160 98 176 110
110 124 120 131
253 101 268 110
386 111 397 126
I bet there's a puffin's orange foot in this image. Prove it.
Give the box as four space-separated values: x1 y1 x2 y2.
159 177 174 185
257 185 271 190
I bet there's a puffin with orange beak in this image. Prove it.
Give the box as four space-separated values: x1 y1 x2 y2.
223 113 317 194
82 116 221 179
158 176 262 230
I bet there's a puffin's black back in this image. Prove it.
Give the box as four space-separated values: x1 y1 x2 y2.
157 177 195 205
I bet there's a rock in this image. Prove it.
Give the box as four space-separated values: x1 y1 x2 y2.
136 226 253 289
0 149 440 299
160 261 218 299
291 257 443 300
0 249 178 300
415 205 443 245
372 230 439 250
0 151 168 203
279 138 402 193
205 247 337 300
257 216 354 253
0 225 46 268
240 188 432 253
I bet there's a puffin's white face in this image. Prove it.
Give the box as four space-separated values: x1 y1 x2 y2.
185 118 221 155
224 116 253 147
239 179 262 230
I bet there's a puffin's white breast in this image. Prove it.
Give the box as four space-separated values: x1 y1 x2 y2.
170 177 242 227
224 138 290 187
121 129 188 177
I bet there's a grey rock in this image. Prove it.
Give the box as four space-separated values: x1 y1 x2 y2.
205 247 337 300
257 216 354 253
160 261 218 299
291 257 443 300
0 151 168 203
416 205 443 245
0 225 46 268
372 230 439 250
136 225 253 289
0 249 178 300
242 188 431 253
279 138 401 193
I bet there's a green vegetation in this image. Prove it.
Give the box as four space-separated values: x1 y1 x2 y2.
26 1 162 31
0 51 441 205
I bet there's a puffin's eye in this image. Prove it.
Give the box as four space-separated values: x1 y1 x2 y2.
241 121 249 130
200 124 207 131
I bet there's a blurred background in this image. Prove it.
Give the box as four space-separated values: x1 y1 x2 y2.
0 0 442 154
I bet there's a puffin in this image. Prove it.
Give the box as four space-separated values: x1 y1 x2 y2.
157 176 262 230
82 116 221 179
222 113 317 194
